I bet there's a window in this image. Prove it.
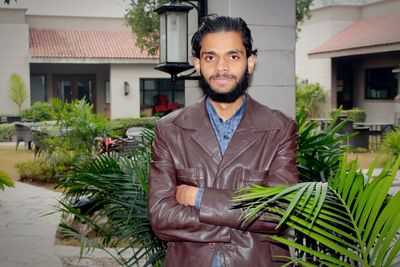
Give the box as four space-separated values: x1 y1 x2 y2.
30 75 46 104
140 78 185 107
365 67 398 100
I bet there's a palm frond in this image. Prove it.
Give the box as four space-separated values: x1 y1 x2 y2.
235 156 400 266
57 130 166 266
8 73 27 113
0 170 14 190
296 107 351 182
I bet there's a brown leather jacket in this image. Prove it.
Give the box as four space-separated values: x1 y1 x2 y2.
148 97 298 267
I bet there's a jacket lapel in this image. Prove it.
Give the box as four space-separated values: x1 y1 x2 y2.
216 117 257 176
173 96 282 172
191 123 222 165
216 97 282 176
173 98 222 165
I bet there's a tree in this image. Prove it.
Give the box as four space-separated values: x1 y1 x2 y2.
8 73 28 114
125 0 313 55
125 0 168 56
296 0 313 26
296 80 326 117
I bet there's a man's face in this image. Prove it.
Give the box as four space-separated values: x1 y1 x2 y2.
194 31 255 103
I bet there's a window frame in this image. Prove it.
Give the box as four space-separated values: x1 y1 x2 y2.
365 67 398 100
140 78 185 108
30 74 47 104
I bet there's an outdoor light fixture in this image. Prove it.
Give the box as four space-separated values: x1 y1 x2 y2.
154 0 207 82
124 81 130 96
154 0 193 80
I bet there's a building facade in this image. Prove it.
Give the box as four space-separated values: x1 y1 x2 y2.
1 0 296 119
296 0 400 122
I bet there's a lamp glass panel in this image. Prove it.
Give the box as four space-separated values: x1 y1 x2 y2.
166 11 187 63
159 13 166 63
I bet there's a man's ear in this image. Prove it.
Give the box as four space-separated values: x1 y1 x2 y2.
247 54 255 74
194 57 201 73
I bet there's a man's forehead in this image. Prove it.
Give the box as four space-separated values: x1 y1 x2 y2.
200 31 245 52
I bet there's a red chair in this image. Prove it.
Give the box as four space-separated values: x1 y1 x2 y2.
153 95 179 113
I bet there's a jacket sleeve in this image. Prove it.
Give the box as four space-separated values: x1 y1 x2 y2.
198 119 298 234
148 122 231 243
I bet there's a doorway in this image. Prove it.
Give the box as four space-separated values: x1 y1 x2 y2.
54 74 96 110
336 60 354 110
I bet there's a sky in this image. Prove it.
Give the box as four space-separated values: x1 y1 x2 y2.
0 0 131 18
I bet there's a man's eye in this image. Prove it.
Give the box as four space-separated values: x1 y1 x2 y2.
231 55 239 60
205 55 214 61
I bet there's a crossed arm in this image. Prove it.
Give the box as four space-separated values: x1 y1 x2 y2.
148 121 298 242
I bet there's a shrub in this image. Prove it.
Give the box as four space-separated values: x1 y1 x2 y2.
345 108 366 122
15 151 78 183
382 127 400 156
20 102 56 122
48 98 111 154
329 108 367 123
0 123 15 142
21 99 112 184
296 80 325 117
110 117 157 137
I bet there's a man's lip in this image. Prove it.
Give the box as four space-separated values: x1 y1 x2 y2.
210 76 234 84
211 77 233 84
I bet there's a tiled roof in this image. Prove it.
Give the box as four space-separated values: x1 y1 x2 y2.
310 12 400 55
29 28 157 59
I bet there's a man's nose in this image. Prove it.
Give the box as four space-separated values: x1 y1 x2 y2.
215 57 228 72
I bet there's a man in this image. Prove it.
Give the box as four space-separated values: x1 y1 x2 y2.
148 15 298 267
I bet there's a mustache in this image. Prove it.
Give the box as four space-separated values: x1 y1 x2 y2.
209 73 236 79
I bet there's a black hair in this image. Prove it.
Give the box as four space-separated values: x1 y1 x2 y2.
191 14 258 59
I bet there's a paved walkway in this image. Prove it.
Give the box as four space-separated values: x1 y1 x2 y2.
0 182 120 267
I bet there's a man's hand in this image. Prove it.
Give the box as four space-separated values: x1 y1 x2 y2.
176 185 198 206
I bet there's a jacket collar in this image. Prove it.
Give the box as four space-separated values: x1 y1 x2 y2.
172 96 284 170
173 95 283 132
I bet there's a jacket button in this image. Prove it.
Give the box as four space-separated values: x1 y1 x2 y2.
208 242 216 249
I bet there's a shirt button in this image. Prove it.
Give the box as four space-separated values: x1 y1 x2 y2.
223 135 229 139
219 118 223 123
208 242 216 249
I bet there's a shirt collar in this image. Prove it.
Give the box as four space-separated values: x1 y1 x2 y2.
206 94 248 123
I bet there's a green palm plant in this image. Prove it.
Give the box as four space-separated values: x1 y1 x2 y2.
235 156 400 266
57 129 166 266
8 73 28 114
0 170 14 191
297 107 352 182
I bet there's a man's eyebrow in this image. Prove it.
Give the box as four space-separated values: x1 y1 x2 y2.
200 50 245 56
228 50 245 55
200 51 216 56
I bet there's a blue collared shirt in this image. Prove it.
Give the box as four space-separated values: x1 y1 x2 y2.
194 95 247 267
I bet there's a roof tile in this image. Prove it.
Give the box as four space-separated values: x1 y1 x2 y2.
29 28 157 59
310 12 400 54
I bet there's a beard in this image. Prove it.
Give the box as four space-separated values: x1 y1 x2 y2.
199 69 250 103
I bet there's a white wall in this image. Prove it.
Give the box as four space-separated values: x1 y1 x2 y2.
110 64 169 119
0 0 129 18
296 1 400 117
296 6 361 113
0 9 30 115
353 54 400 123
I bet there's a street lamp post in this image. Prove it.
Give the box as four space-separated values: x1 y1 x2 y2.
154 1 193 81
154 0 207 83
